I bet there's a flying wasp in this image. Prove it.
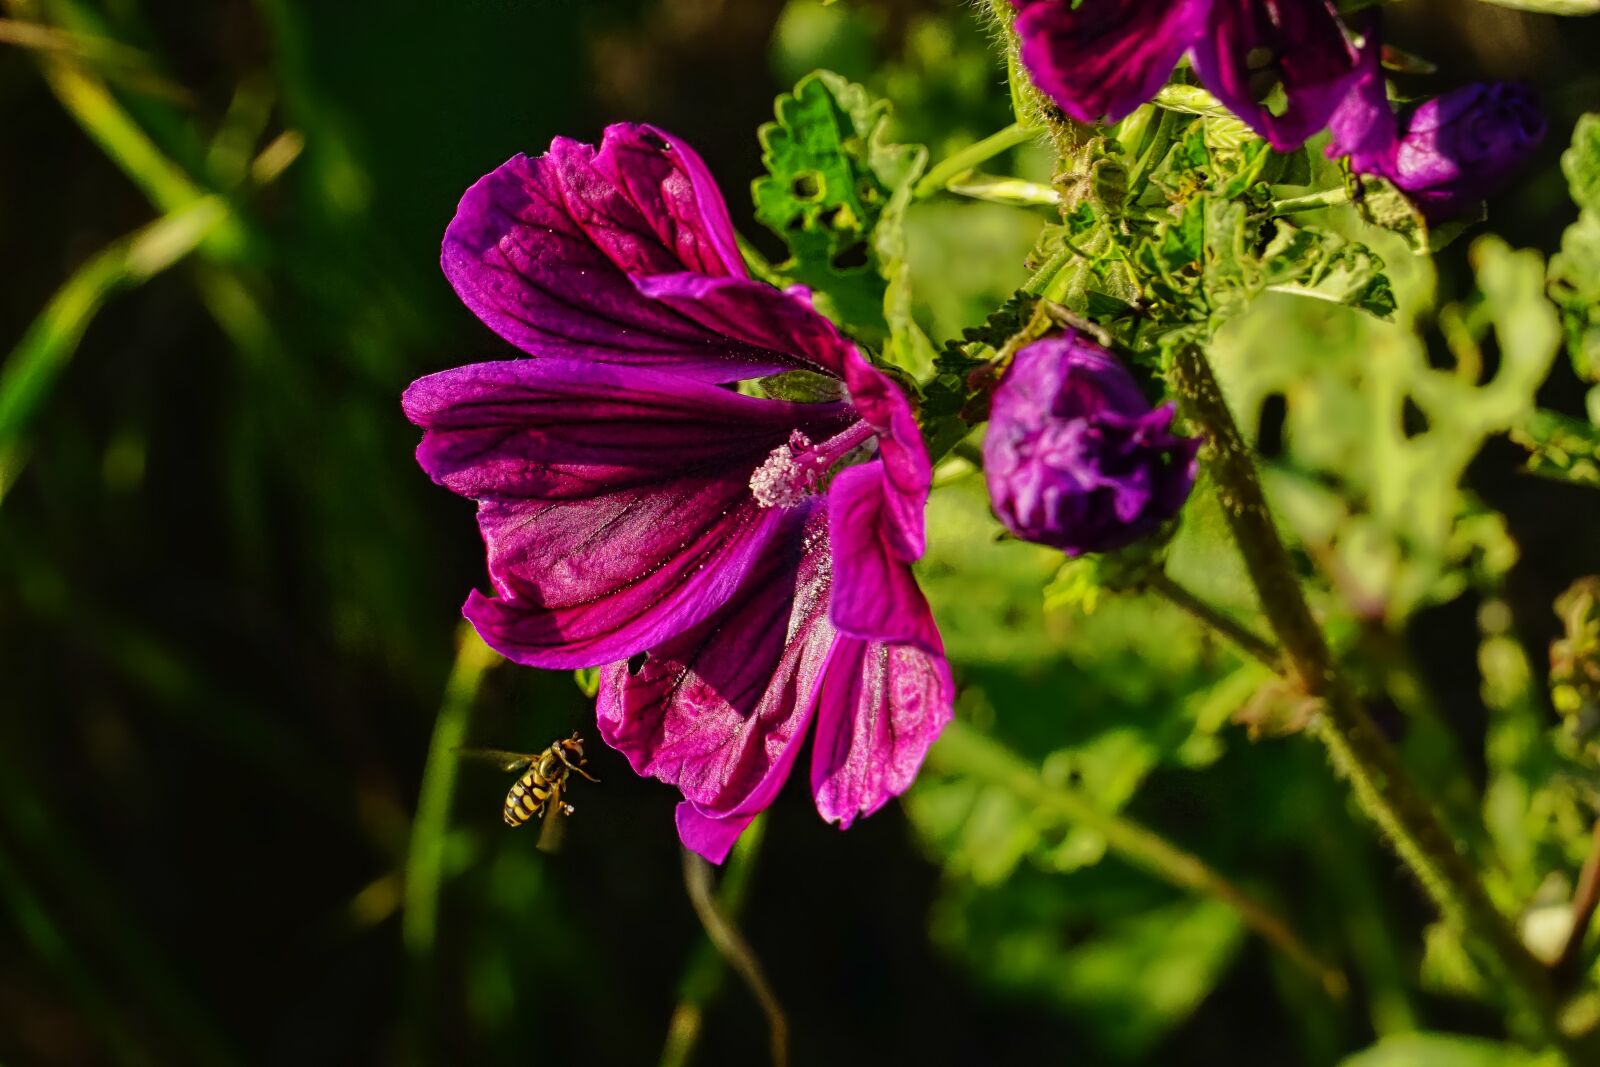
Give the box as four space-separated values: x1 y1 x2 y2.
458 733 599 849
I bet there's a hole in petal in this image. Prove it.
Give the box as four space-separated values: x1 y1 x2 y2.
627 652 649 676
638 129 671 152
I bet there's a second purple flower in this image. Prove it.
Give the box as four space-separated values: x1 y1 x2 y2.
985 333 1199 556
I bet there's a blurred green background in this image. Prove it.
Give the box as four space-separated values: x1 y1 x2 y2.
3 1 1600 1064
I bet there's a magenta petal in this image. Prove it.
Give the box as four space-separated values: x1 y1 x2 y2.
827 463 940 652
1013 0 1210 126
674 803 760 865
842 352 930 559
810 635 953 829
595 506 835 861
442 124 797 383
404 359 850 667
1191 0 1361 151
633 274 857 378
1324 29 1397 174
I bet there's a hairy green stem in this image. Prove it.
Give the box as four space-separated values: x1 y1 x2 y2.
1147 571 1282 670
931 721 1347 997
914 122 1038 200
659 819 768 1067
678 844 788 1067
1168 341 1573 1050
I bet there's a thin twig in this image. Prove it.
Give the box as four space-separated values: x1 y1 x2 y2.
913 122 1038 200
1557 819 1600 980
680 848 789 1067
659 819 767 1067
1147 571 1282 670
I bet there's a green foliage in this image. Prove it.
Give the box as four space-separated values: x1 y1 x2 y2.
1209 238 1558 624
1549 114 1600 390
1477 601 1593 920
928 871 1244 1059
1512 408 1600 487
1015 111 1395 362
905 476 1279 1052
1468 0 1600 13
1339 1033 1563 1067
1356 175 1484 256
753 70 927 355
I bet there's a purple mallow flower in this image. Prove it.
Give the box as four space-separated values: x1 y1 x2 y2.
984 333 1199 556
1329 56 1547 221
403 124 952 863
1010 0 1364 150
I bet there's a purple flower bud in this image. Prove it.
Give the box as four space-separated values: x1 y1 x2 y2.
1385 82 1547 221
984 333 1199 556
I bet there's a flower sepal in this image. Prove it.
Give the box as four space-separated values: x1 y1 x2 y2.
1352 172 1486 255
1042 531 1182 614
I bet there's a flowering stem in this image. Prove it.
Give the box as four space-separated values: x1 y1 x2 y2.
914 122 1039 200
1146 571 1282 670
659 819 769 1067
677 839 788 1067
931 722 1348 998
1167 340 1573 1049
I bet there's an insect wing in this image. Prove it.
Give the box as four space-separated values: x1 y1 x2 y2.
453 746 535 775
536 790 567 854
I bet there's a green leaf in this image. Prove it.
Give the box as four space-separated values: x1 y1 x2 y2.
752 69 927 344
1563 113 1600 215
1470 0 1600 15
1208 237 1559 623
572 667 600 699
926 873 1244 1059
1357 175 1482 255
1550 115 1600 384
1258 221 1396 320
1512 408 1600 487
1339 1033 1562 1067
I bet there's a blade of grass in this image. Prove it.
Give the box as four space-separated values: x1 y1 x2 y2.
4 0 237 241
0 197 227 490
0 839 149 1067
0 15 189 101
0 750 238 1066
402 625 502 960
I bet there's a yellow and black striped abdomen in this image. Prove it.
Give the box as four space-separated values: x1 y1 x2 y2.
503 769 553 826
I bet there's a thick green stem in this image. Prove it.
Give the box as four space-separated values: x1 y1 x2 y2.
931 722 1347 997
1168 341 1572 1050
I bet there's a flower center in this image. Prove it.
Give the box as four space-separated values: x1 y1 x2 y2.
749 422 876 508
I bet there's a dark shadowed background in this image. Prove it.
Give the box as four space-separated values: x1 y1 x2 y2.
3 1 1600 1064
